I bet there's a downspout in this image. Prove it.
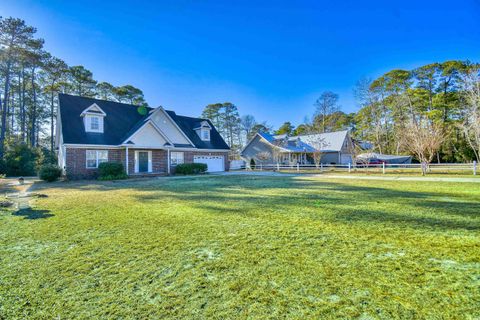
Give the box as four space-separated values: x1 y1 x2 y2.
126 147 129 175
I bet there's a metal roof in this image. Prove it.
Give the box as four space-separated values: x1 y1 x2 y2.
260 130 349 152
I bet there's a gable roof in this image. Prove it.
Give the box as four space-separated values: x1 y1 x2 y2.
58 94 230 150
59 94 150 145
282 130 349 152
166 111 230 150
251 130 349 153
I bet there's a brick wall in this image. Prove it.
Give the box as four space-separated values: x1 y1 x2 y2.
127 149 168 175
65 148 124 179
65 147 228 179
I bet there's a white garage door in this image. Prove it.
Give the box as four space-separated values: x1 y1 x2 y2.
193 155 225 172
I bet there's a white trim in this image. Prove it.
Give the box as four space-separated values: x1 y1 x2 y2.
80 103 106 116
170 151 185 166
86 149 109 169
64 144 122 149
200 128 210 141
121 119 174 145
167 149 171 175
63 144 230 153
134 150 152 173
194 121 212 130
147 107 195 147
84 114 104 133
162 147 230 152
125 147 129 175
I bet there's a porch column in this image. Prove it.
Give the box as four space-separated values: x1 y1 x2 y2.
125 147 129 175
167 148 171 175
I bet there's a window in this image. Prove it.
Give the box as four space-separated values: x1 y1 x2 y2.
201 128 210 141
85 115 104 133
86 150 109 168
170 152 184 166
90 116 99 130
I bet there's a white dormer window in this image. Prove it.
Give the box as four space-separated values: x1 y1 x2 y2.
201 128 210 141
196 120 211 141
85 115 104 133
81 103 106 133
90 116 99 130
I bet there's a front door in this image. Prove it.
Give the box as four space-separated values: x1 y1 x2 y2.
138 151 149 173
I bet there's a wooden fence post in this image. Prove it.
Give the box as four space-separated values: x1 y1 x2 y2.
348 163 351 173
320 163 323 172
474 161 477 176
277 163 280 171
297 163 299 172
382 162 385 174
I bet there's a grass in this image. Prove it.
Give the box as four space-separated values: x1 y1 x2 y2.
0 175 479 319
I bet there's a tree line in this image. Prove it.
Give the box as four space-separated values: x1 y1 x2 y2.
1 16 479 173
269 62 480 164
0 17 148 167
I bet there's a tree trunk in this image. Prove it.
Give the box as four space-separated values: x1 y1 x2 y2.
30 67 37 147
0 61 12 158
21 67 26 142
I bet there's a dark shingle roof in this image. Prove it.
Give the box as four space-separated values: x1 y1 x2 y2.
59 94 229 150
59 94 151 145
165 111 230 150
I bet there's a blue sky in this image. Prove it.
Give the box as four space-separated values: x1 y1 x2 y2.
2 0 480 128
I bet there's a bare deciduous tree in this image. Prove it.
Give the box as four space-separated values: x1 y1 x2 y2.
314 91 339 133
401 120 445 175
459 66 480 161
308 135 329 168
256 151 270 170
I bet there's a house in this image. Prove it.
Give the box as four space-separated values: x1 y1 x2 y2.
240 130 353 166
56 94 230 179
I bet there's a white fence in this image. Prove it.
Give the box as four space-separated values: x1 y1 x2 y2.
236 161 478 175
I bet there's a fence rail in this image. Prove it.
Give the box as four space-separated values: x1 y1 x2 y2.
236 161 478 175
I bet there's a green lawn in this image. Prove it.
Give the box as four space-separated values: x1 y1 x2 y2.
1 175 479 319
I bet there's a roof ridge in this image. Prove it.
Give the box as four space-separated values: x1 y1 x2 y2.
59 93 153 110
167 111 208 122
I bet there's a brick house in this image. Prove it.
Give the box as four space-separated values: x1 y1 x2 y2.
56 94 230 179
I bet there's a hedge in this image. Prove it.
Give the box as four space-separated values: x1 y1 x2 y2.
98 162 128 180
175 163 208 175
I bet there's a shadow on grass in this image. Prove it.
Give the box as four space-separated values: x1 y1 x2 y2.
13 208 54 220
33 175 480 231
329 208 479 231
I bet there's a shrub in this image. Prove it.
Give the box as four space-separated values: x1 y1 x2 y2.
4 143 40 176
98 162 127 180
175 163 208 175
39 164 62 182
